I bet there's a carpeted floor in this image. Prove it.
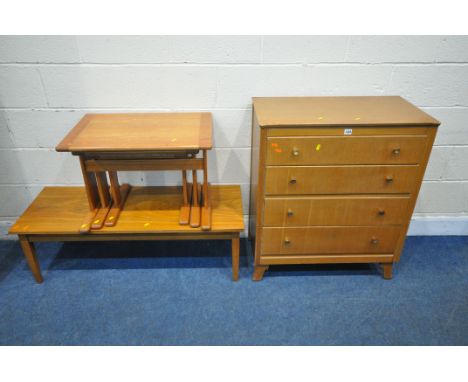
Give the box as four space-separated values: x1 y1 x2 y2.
0 236 467 345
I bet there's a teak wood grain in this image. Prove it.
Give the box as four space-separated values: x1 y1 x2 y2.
266 135 428 165
253 96 439 127
10 185 244 283
261 226 401 255
58 112 213 233
10 185 243 235
263 195 410 227
265 165 420 195
56 113 213 152
250 96 439 280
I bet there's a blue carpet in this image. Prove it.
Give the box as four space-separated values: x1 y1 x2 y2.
0 236 467 345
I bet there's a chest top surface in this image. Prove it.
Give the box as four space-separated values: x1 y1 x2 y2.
56 112 213 152
253 96 440 128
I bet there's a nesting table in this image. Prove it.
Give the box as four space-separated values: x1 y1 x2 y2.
56 113 213 232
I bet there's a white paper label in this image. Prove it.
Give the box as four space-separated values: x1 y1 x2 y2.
344 128 353 135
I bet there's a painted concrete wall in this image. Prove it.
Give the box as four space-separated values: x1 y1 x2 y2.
1 36 467 237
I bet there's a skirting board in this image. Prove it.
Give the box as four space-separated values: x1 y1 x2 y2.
407 215 468 236
1 216 468 240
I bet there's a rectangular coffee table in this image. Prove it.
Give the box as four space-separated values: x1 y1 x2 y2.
9 185 244 283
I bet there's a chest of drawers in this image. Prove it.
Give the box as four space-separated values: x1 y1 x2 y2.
249 96 439 280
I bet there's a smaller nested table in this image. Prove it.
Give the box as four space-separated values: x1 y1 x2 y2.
56 113 213 233
9 185 244 283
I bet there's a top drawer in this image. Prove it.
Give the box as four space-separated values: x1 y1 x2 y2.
266 135 428 165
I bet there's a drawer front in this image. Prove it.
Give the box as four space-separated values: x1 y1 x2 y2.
266 136 428 165
263 196 410 227
265 165 419 195
261 226 401 255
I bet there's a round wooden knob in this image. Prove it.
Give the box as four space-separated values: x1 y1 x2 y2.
289 177 297 184
392 148 401 155
378 209 386 216
370 237 379 245
385 175 394 183
292 147 300 156
287 209 294 217
284 237 291 244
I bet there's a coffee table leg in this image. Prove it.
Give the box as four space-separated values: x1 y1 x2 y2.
232 236 240 281
19 235 43 284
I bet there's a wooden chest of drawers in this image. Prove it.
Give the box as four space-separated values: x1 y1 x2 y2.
249 96 439 280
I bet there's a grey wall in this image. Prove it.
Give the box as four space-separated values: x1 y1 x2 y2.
1 36 468 237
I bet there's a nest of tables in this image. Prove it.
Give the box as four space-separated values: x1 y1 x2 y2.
56 112 213 233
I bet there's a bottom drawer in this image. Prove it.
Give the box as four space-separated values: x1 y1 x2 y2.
261 226 401 255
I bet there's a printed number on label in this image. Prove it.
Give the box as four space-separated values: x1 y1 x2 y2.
344 128 353 135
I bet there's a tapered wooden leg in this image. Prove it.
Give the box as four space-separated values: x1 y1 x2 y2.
201 150 211 231
105 172 129 227
95 171 111 207
201 184 211 231
179 170 191 225
108 171 122 206
252 265 269 281
80 208 98 233
19 235 43 283
79 156 99 210
88 171 112 230
190 170 201 228
232 236 240 281
91 206 111 230
105 183 131 227
382 263 393 280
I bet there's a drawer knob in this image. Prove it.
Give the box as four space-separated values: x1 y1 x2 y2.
292 147 300 156
392 148 401 155
289 177 297 185
287 209 294 217
385 175 394 183
284 237 291 245
378 209 386 216
370 237 379 245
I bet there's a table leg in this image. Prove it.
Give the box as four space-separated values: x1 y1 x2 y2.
79 156 99 211
95 172 111 207
232 236 240 281
19 235 43 284
108 171 122 206
190 170 201 228
80 208 99 233
105 183 131 227
179 170 191 225
91 172 112 230
201 150 211 231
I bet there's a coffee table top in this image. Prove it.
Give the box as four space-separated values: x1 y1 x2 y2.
9 185 244 235
56 113 213 153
